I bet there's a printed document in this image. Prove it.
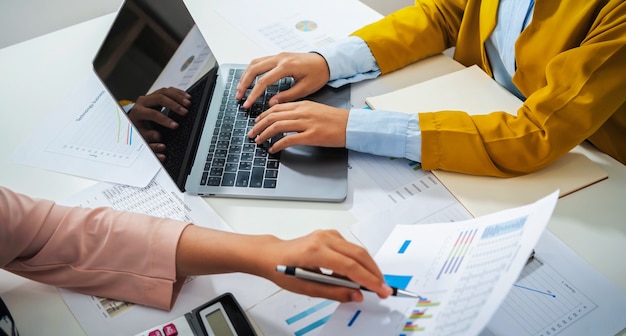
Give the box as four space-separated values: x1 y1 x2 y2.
215 0 382 54
346 152 472 252
248 225 626 336
11 72 160 187
321 191 559 335
481 230 626 336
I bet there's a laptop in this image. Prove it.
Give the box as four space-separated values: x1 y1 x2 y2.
93 0 349 202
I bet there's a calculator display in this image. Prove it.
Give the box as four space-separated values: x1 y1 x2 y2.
199 301 238 336
205 308 235 336
135 293 254 336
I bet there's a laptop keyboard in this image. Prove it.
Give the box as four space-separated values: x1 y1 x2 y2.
159 78 209 181
200 69 294 188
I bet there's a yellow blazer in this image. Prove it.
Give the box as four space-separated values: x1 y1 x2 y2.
352 0 626 176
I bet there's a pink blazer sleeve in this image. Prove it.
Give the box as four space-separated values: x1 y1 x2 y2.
0 186 190 310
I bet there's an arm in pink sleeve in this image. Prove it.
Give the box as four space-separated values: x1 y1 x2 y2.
0 186 190 310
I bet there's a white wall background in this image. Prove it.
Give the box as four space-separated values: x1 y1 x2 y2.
0 0 122 48
0 0 413 49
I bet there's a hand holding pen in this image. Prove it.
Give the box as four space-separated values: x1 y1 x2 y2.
261 230 393 302
277 265 419 298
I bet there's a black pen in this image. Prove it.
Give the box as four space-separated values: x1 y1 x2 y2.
276 265 419 298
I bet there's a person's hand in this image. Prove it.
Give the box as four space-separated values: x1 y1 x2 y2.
236 52 330 109
176 227 392 303
127 87 191 161
247 101 349 153
262 230 392 302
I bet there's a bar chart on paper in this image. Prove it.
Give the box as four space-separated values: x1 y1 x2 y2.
248 291 339 336
401 297 440 333
45 90 144 166
348 152 436 205
322 196 555 336
426 218 528 335
348 152 473 255
345 151 471 230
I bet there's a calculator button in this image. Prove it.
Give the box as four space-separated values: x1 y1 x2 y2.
148 330 163 336
162 323 178 336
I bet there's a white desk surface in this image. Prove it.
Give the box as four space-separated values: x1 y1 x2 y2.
1 1 625 335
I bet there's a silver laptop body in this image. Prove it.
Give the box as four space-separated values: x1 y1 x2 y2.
93 0 348 202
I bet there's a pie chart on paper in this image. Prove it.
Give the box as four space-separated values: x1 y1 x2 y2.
180 55 195 71
295 20 318 32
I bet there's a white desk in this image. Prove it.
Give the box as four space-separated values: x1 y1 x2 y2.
1 1 625 335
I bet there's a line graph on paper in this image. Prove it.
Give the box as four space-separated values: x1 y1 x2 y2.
485 256 597 336
45 90 144 167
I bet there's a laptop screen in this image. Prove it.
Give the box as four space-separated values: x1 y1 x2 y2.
93 0 216 100
94 0 219 188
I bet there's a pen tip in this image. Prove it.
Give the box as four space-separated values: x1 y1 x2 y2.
397 289 420 298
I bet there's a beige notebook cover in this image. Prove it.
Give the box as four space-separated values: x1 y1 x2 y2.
366 65 608 216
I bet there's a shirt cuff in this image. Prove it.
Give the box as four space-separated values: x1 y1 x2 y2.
346 108 422 162
315 36 381 88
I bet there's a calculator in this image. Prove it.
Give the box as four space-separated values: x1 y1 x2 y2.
135 293 257 336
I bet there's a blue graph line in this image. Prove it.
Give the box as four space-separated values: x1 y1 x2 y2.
513 284 557 298
294 314 332 336
286 300 334 325
347 310 361 327
398 240 411 254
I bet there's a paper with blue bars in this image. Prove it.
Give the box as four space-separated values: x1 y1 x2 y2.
320 190 559 336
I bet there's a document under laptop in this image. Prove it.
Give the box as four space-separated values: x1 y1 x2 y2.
93 0 349 202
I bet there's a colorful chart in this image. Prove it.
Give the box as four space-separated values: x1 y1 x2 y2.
410 309 433 319
402 321 425 332
116 107 133 145
295 20 318 32
398 298 441 334
180 55 195 71
436 228 478 280
416 297 440 307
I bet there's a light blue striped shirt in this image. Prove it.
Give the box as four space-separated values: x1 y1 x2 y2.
314 0 534 162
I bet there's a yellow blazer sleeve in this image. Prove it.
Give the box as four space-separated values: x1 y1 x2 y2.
351 0 467 74
420 1 626 176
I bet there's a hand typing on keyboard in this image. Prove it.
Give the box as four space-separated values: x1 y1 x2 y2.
247 101 350 154
235 52 330 109
258 133 285 150
236 53 350 154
